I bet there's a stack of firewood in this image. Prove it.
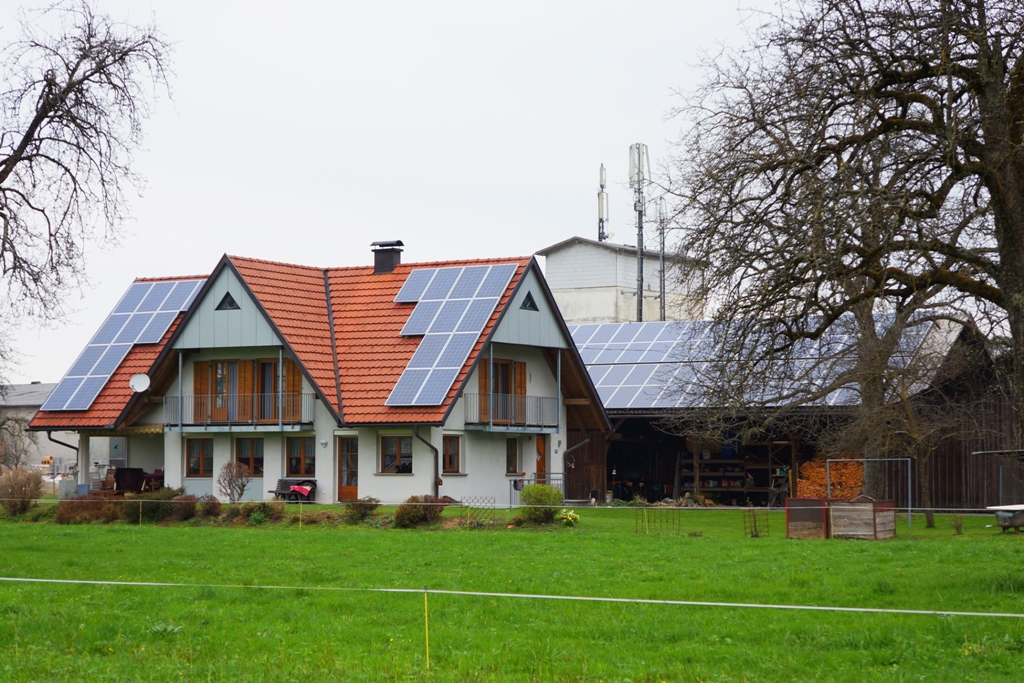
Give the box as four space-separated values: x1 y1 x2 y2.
796 459 863 499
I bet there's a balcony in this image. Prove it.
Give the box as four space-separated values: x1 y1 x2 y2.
463 393 559 431
164 393 315 428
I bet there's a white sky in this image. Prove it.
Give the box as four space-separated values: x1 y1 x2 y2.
3 0 771 384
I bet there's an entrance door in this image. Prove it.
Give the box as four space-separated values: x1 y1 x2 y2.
338 436 358 501
536 435 547 484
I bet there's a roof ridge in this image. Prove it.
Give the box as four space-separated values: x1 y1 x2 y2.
133 274 208 282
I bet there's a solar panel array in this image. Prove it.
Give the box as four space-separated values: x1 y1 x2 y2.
570 320 930 411
386 264 518 406
42 279 205 411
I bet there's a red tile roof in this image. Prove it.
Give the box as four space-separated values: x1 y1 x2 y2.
328 257 529 424
229 257 341 416
29 315 183 431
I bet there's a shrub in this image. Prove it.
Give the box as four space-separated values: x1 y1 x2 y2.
394 496 426 528
223 506 240 522
217 462 252 503
420 495 444 524
55 497 124 524
519 484 563 524
238 501 285 523
393 495 445 528
197 494 222 518
133 487 184 522
248 510 268 526
0 467 43 517
344 496 381 523
172 494 198 521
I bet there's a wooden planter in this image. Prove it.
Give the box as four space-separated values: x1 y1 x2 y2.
829 500 896 540
785 498 832 539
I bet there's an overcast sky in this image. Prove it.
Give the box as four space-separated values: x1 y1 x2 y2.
3 0 771 384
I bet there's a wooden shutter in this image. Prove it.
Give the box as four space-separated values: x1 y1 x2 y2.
237 360 255 422
513 361 527 424
193 361 209 423
284 358 302 421
478 360 489 422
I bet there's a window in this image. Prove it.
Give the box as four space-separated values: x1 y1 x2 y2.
506 438 518 474
186 438 214 477
381 436 413 473
236 438 264 476
443 435 460 474
287 436 316 476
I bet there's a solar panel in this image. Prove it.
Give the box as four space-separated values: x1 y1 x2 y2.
407 334 451 369
449 266 489 298
611 325 640 343
387 263 519 406
394 269 436 302
422 267 461 300
571 324 600 345
42 278 206 412
428 299 470 334
401 300 444 336
456 298 499 333
137 281 175 312
416 368 461 405
476 264 517 297
576 318 936 412
137 311 180 344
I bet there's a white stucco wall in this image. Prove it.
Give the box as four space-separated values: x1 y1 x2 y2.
541 241 704 324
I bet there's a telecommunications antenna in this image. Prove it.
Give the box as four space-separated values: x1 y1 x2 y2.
597 164 609 242
129 373 151 393
629 143 649 322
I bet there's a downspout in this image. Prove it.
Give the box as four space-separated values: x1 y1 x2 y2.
414 425 440 498
47 431 79 453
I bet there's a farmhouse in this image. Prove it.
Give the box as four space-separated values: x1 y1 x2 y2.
29 243 609 504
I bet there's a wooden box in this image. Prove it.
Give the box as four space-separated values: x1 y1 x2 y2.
829 499 895 540
786 498 832 539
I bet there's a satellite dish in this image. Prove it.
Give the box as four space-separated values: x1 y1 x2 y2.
129 374 151 393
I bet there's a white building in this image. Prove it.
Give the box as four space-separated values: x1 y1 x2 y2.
535 236 703 324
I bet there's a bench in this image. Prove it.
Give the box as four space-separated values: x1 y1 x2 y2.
268 479 317 502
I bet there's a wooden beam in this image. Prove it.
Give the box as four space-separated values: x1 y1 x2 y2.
563 398 590 406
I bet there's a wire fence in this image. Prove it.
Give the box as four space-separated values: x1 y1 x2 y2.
0 496 1015 513
0 575 1020 620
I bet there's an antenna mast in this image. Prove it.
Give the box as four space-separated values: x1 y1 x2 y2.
597 164 609 242
658 197 667 322
629 143 649 322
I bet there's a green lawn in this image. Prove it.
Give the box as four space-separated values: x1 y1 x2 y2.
1 508 1023 682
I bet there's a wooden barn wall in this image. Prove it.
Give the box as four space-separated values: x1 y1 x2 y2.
565 430 608 500
877 394 1024 509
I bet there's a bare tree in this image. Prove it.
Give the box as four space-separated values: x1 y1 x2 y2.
0 413 33 470
217 461 251 504
667 0 1024 442
0 1 171 376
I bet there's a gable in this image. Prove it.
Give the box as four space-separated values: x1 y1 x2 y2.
491 267 569 349
173 267 280 349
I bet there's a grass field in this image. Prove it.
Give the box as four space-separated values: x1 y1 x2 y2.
1 507 1023 682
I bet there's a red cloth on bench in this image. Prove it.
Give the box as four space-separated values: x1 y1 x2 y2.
289 485 311 496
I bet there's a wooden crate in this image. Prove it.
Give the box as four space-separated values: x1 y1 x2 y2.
829 500 895 540
786 498 831 539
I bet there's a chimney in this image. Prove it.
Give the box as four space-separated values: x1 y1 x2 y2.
371 240 404 274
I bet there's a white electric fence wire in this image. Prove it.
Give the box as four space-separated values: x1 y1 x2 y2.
0 576 1020 620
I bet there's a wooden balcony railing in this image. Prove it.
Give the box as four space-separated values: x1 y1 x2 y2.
164 393 315 426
